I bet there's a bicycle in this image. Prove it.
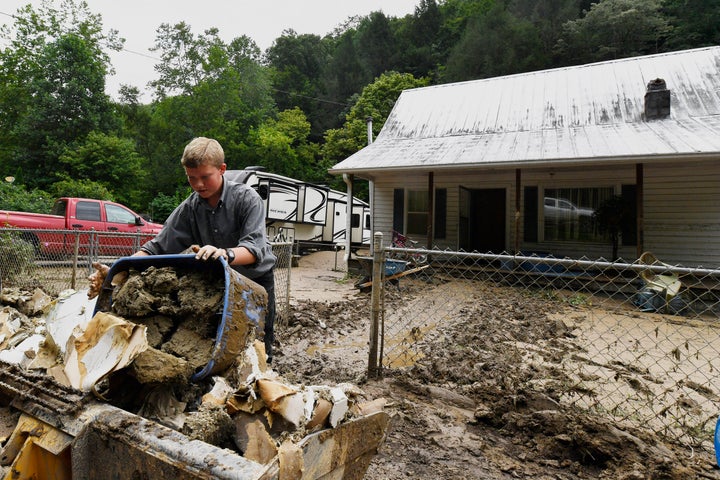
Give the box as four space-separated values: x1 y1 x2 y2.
391 230 428 266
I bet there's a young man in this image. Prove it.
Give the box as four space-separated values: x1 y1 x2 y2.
89 137 277 361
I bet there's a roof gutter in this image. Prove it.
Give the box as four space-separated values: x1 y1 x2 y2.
329 151 720 179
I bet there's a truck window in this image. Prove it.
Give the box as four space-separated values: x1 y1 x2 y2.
76 201 102 221
51 200 68 216
106 204 137 224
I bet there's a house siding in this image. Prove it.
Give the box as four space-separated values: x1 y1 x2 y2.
371 160 720 267
643 160 720 267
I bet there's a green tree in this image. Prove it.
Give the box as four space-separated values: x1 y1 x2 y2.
322 72 429 191
146 23 274 195
662 0 720 49
47 178 114 201
0 0 122 189
394 0 443 79
322 30 368 117
435 0 495 60
555 0 670 64
510 0 582 66
241 108 320 180
56 132 147 209
149 22 265 101
265 30 332 139
443 3 545 82
149 191 188 223
356 12 398 79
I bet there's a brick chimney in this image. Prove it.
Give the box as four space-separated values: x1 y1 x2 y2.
644 78 670 120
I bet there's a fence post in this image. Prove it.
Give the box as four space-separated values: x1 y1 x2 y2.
368 232 384 379
71 231 80 290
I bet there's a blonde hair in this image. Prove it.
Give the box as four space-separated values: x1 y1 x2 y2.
181 137 224 168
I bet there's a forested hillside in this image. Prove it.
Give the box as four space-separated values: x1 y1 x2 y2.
1 0 718 220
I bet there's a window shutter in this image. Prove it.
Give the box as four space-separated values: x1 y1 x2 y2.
434 188 447 239
393 188 404 233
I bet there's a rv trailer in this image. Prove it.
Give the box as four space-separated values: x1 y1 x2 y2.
225 168 370 251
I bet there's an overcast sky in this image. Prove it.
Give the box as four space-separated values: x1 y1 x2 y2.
1 0 420 100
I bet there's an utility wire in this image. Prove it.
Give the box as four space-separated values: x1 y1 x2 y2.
273 89 352 107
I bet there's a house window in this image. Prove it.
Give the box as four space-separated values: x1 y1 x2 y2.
407 190 428 235
393 188 447 238
543 187 614 242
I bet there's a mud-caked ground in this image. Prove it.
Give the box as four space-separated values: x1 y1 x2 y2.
274 251 719 480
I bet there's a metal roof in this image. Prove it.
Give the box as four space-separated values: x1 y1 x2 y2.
330 47 720 175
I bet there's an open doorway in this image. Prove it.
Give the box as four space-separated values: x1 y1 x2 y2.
459 187 506 253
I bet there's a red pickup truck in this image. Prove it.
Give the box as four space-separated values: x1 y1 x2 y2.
0 197 163 256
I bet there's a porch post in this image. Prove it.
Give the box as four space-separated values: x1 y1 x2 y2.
636 163 644 259
515 169 521 254
427 172 434 249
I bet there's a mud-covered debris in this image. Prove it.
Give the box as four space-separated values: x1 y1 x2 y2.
0 287 53 317
182 403 235 446
233 412 278 464
136 385 188 430
131 347 192 384
0 264 388 471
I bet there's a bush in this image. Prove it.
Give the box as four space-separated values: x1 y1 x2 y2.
149 190 187 223
0 182 53 213
48 179 114 202
0 231 36 287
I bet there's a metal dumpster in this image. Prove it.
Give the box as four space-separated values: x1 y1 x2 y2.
0 362 389 480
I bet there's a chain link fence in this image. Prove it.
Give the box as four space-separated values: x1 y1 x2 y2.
271 241 292 322
0 227 292 320
366 237 720 449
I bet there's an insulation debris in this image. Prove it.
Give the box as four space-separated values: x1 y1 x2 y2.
0 267 387 467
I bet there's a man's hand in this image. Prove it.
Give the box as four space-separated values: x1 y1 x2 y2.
193 244 228 262
87 262 129 299
87 262 109 299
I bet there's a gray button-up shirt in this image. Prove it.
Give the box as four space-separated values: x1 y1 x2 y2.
141 178 276 279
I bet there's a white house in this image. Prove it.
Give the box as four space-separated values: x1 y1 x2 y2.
330 46 720 268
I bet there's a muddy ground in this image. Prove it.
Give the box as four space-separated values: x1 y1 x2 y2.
275 251 720 479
